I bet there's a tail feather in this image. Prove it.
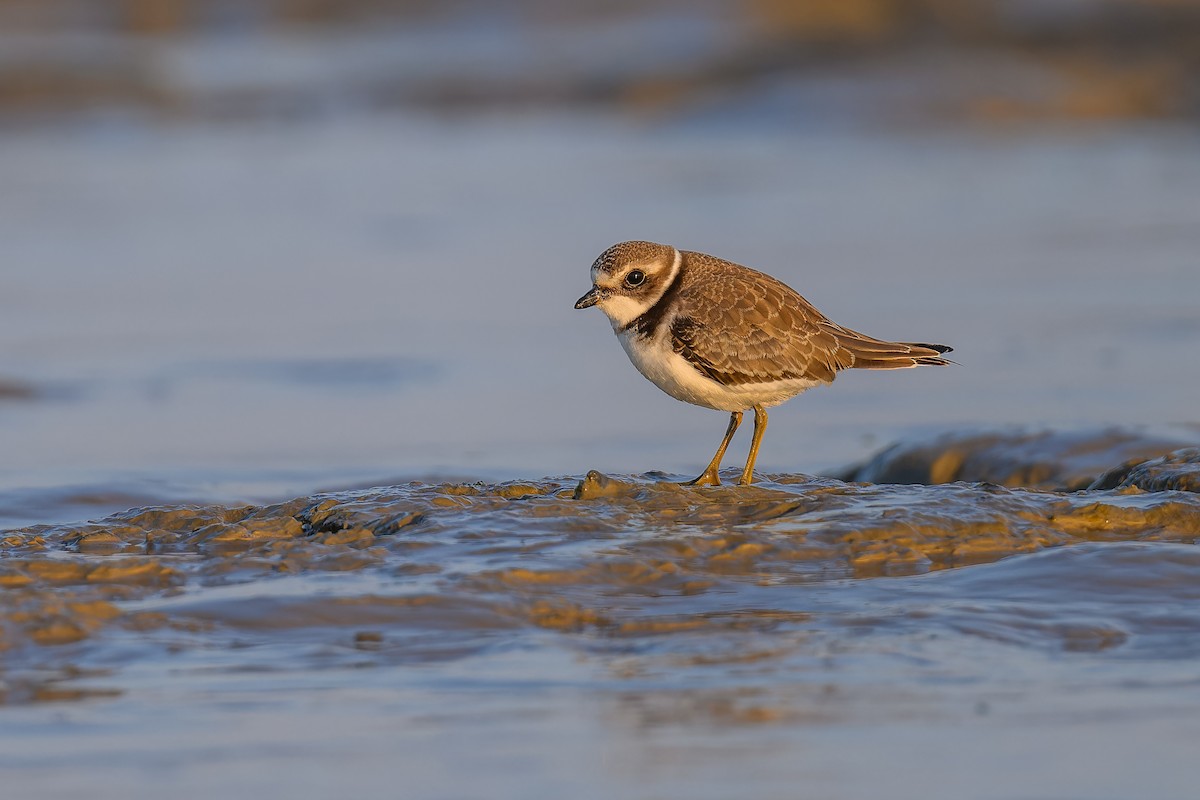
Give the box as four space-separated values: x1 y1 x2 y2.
827 327 954 371
906 342 953 355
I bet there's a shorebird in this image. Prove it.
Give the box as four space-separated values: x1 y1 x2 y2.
574 241 952 486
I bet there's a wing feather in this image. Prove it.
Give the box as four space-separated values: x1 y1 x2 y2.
666 251 951 385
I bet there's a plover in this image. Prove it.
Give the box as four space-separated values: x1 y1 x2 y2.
574 241 952 486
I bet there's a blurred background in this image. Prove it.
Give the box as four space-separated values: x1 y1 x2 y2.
2 0 1198 525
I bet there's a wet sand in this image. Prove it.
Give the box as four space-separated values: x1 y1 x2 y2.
2 431 1199 797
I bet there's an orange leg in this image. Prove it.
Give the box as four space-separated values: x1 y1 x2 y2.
685 411 742 487
738 405 768 486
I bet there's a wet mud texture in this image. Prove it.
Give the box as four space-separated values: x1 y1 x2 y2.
835 428 1197 490
1 430 1198 704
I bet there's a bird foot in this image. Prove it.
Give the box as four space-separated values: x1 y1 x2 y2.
683 470 721 487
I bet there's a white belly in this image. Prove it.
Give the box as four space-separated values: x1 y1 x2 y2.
617 328 820 412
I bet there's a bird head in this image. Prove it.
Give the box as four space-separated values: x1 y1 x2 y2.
574 240 680 330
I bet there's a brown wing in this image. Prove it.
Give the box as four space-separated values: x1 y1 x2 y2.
669 252 855 386
670 251 951 386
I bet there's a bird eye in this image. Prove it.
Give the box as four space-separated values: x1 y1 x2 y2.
625 269 646 287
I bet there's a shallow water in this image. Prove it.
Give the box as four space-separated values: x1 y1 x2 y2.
2 437 1199 797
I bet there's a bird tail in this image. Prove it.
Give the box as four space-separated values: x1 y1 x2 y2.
826 326 954 370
